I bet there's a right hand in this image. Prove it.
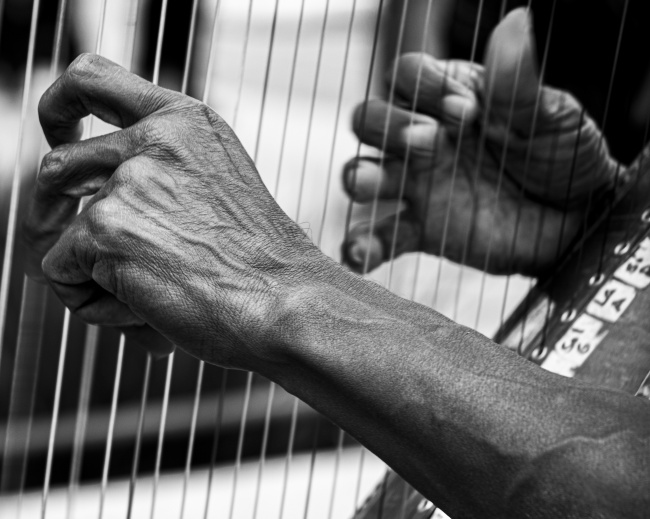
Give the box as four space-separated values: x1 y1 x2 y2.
341 8 621 277
22 54 335 366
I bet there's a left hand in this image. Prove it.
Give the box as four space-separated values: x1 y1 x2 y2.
23 54 331 366
341 8 621 277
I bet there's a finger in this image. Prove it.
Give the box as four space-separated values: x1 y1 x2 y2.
352 100 439 159
343 157 412 203
39 53 181 148
41 210 176 359
23 128 140 280
483 8 540 134
391 53 481 127
342 211 421 273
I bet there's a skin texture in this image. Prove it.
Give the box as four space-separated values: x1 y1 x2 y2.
22 10 650 519
343 8 619 276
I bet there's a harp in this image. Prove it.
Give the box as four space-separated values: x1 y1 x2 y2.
0 0 648 518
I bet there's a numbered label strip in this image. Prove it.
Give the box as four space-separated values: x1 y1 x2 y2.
542 237 650 378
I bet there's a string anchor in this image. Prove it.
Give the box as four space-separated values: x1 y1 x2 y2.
560 309 577 322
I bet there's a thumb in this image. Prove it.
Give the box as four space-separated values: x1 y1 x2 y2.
484 8 541 133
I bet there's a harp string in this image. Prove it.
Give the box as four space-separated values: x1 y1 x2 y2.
41 0 109 515
272 0 307 200
1 0 68 511
385 0 454 294
269 3 338 512
231 0 254 131
356 0 410 276
472 0 559 338
492 0 559 336
150 352 174 519
542 0 630 322
276 397 299 519
1 280 46 502
341 0 385 265
294 0 330 225
430 0 486 311
591 0 630 279
251 381 275 519
225 3 283 518
66 325 99 517
202 371 228 519
181 2 220 517
145 1 177 517
97 334 125 519
0 0 39 373
127 354 152 519
316 0 357 250
252 2 333 517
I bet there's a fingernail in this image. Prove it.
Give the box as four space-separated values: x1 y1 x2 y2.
402 123 440 155
346 160 382 201
345 233 384 272
442 94 477 125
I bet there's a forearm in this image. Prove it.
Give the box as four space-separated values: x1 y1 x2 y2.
264 262 650 518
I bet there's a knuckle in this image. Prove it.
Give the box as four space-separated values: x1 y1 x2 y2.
88 197 123 235
67 53 106 82
38 146 70 191
195 103 228 133
111 163 136 187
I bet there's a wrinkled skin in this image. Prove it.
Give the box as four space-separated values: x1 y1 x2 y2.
22 52 330 364
342 8 620 276
21 9 650 519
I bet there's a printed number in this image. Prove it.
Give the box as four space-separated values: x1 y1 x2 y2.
615 238 650 289
542 314 608 378
586 280 636 322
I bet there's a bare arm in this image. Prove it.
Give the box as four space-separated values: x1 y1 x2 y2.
22 51 650 518
273 270 650 517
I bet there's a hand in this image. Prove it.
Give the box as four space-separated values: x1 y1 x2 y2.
341 8 621 277
23 54 330 367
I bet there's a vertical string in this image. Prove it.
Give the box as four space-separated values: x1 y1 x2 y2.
202 370 228 519
97 334 125 519
250 3 332 518
149 352 174 519
42 0 109 513
95 1 145 518
66 325 99 518
0 0 67 514
180 2 221 517
294 0 330 224
356 0 409 275
226 3 281 518
341 0 385 257
145 2 173 517
470 0 542 331
316 0 357 249
272 0 306 200
385 0 437 293
338 0 387 509
250 382 276 519
431 0 486 311
311 3 360 511
276 397 299 519
231 0 254 130
127 354 152 519
0 0 40 376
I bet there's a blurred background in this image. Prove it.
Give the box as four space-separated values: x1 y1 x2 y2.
0 0 645 517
